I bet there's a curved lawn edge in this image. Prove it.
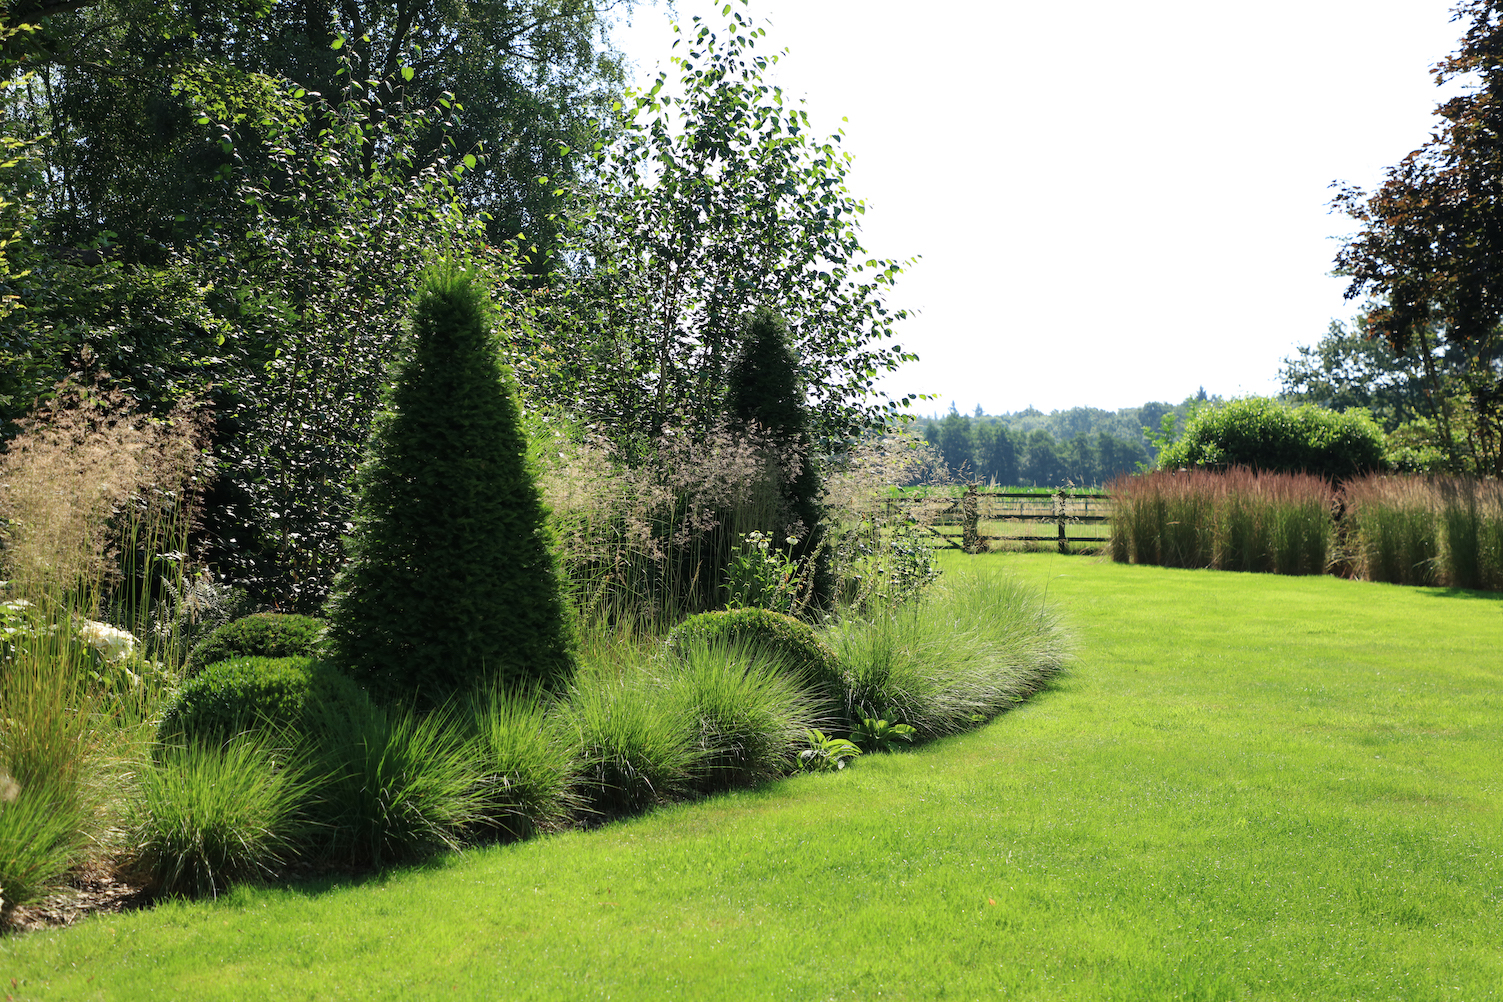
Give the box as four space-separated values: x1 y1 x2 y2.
5 554 1502 998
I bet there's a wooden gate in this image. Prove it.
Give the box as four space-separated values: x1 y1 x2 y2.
882 488 1112 554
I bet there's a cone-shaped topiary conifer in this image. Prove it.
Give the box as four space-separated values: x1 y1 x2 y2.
324 267 574 705
725 307 834 608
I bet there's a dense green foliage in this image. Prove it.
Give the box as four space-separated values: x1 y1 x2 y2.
543 10 916 444
0 2 635 608
1 61 499 607
1281 318 1464 433
156 656 366 747
1156 397 1385 481
724 308 832 605
3 3 926 616
183 613 326 678
1281 317 1493 474
324 269 575 705
917 405 1166 485
6 0 627 267
667 607 844 710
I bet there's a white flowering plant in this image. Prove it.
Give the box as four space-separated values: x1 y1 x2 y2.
77 619 138 663
723 531 805 615
0 595 39 665
76 618 156 694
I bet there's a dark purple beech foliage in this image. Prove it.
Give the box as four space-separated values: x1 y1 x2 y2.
1333 0 1503 474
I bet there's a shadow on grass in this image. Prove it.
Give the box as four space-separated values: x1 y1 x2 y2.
1417 586 1503 603
270 850 464 901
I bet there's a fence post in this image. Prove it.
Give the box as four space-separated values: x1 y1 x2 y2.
962 484 980 554
1055 487 1068 554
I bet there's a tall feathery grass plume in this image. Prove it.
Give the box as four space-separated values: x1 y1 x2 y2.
0 379 207 625
821 431 950 612
0 378 209 914
1109 467 1332 575
1341 473 1503 588
533 418 789 628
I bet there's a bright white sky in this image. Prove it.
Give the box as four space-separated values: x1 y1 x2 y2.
611 0 1466 416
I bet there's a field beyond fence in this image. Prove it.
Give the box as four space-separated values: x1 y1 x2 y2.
885 488 1113 553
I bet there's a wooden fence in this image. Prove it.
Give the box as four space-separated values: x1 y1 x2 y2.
881 488 1113 554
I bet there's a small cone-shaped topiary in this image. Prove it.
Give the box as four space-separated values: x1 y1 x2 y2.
725 307 834 608
324 267 574 704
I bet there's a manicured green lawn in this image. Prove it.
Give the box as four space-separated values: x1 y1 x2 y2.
5 554 1501 1000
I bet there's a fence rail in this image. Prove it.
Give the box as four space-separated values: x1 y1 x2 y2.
882 489 1113 553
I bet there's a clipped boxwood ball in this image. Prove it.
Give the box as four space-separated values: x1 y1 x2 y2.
157 656 367 747
666 608 845 703
184 613 327 678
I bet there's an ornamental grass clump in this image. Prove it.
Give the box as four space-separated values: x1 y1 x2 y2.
124 736 309 899
0 381 206 912
463 688 579 841
1340 475 1440 585
1434 476 1503 590
302 698 486 867
660 637 819 793
1340 473 1503 589
325 267 575 705
665 607 845 714
1109 468 1333 575
824 572 1069 739
563 660 704 819
0 648 106 913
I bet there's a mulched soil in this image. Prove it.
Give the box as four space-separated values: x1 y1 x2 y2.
3 866 153 934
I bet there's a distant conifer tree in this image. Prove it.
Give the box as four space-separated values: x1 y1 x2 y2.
324 267 574 704
725 307 833 608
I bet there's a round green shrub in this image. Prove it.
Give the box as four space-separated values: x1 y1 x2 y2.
157 656 367 747
666 608 844 707
1157 397 1385 482
183 613 327 678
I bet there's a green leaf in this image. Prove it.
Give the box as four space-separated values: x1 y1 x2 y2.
331 36 344 50
462 153 477 170
400 66 415 82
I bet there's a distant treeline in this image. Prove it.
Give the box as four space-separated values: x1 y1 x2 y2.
911 398 1206 487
